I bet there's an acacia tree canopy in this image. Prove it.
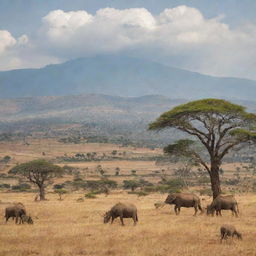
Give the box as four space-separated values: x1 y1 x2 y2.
149 98 256 198
9 159 63 200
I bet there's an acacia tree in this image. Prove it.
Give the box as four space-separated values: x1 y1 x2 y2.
9 159 63 200
149 99 256 198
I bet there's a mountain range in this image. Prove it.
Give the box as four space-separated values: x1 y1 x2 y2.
0 55 256 100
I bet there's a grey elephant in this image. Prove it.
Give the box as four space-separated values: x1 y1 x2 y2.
220 224 242 242
207 195 239 217
5 204 26 224
103 202 138 226
165 192 203 216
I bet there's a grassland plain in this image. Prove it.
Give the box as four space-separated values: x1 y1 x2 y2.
0 138 255 255
0 192 256 256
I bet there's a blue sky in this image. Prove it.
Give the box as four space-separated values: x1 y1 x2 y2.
0 0 256 79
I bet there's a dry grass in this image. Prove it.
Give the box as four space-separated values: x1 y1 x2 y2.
0 138 255 255
1 192 256 256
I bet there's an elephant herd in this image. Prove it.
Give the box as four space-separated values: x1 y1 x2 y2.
3 192 241 241
164 192 239 217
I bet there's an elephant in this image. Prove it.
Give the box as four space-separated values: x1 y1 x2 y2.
5 204 26 224
165 192 203 216
207 195 239 217
220 224 242 243
103 202 138 226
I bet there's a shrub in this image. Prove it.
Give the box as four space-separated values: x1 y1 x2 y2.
85 192 97 199
0 183 11 189
53 183 65 189
11 183 31 191
225 179 240 185
54 189 68 200
123 180 140 191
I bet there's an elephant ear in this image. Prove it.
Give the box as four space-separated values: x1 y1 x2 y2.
166 194 176 203
170 195 177 202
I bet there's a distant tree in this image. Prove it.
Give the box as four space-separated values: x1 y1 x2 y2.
111 150 117 156
54 189 67 200
149 99 256 198
131 170 137 176
9 159 63 200
2 155 11 163
96 165 105 176
123 180 140 191
115 167 120 176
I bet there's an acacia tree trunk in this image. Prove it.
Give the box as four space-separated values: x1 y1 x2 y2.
38 184 46 200
210 164 222 199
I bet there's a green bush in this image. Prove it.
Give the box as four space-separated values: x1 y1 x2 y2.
53 183 65 189
0 183 11 189
85 192 97 199
11 183 31 191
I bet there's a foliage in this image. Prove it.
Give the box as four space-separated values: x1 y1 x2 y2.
85 192 97 199
149 98 256 198
54 189 68 200
0 183 11 189
9 159 64 200
0 155 11 163
11 183 31 191
123 180 140 191
53 183 65 189
9 159 63 181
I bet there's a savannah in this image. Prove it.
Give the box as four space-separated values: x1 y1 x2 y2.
0 136 256 256
1 1 256 256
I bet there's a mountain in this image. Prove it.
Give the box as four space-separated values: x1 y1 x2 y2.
0 55 256 100
0 94 185 122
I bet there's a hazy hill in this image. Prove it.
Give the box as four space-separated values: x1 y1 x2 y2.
0 94 185 122
0 55 256 100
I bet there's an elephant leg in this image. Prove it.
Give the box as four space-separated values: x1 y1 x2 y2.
111 216 114 224
194 205 198 216
120 216 124 226
232 207 238 217
178 207 181 215
6 216 10 223
174 205 178 215
220 233 225 243
132 214 137 226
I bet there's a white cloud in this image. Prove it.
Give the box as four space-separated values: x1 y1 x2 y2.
0 30 17 54
0 6 256 80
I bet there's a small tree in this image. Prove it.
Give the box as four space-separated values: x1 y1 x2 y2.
115 167 120 176
123 180 140 191
96 165 105 176
149 99 256 198
54 189 67 200
9 159 63 200
131 170 137 176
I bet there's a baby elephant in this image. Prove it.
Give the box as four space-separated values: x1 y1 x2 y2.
21 214 33 224
220 224 242 243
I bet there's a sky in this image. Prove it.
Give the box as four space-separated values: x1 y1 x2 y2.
0 0 256 80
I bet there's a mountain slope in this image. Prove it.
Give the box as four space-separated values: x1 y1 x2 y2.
0 55 256 100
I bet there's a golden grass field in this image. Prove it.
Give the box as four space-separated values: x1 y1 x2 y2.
1 192 256 256
0 138 255 256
